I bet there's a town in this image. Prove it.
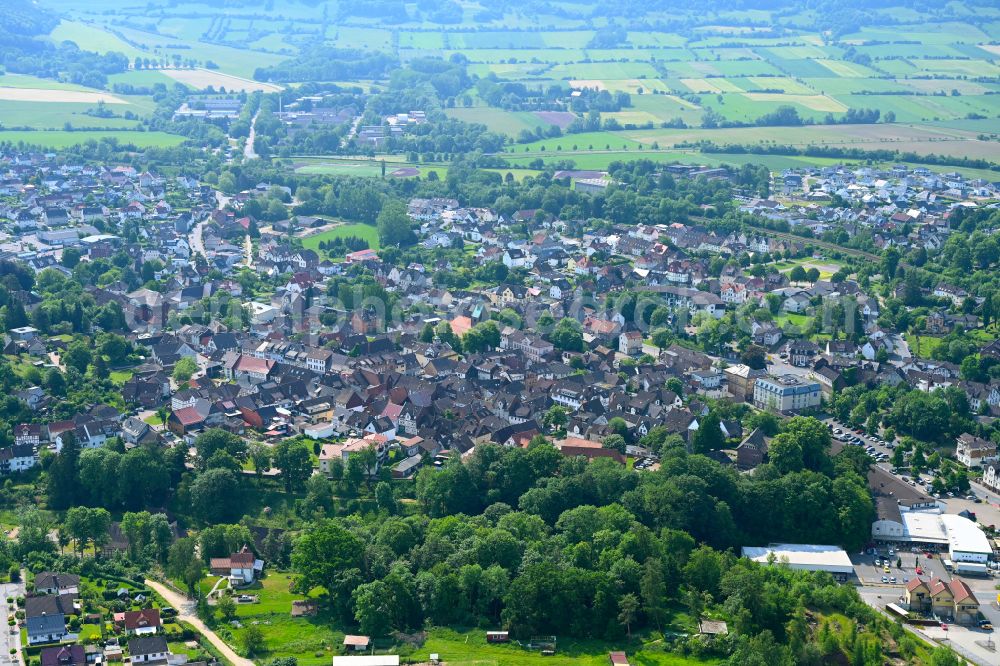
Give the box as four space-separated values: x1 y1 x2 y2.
0 142 997 665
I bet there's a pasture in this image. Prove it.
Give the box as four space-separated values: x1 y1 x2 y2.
0 130 186 149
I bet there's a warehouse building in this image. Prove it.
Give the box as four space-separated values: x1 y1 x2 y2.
741 543 854 578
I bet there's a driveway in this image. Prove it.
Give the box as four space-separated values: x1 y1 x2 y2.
0 577 26 666
145 579 253 666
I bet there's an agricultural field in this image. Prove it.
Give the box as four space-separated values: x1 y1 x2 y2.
159 68 283 93
0 130 186 149
508 122 1000 161
31 0 1000 166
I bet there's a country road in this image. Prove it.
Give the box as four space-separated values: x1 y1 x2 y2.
145 579 254 666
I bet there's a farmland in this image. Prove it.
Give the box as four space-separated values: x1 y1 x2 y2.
25 0 1000 168
0 130 186 149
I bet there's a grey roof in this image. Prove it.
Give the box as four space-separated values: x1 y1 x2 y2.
26 612 65 636
128 635 168 656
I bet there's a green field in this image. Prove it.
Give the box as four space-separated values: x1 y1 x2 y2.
416 628 720 666
0 130 186 149
445 107 558 134
301 223 380 252
905 334 945 359
508 121 1000 161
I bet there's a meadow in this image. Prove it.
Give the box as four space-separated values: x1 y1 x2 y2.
0 130 186 149
300 223 381 252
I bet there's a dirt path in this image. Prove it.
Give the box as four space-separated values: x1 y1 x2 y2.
145 578 254 666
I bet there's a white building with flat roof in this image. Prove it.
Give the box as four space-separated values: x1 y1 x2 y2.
741 543 854 575
941 513 993 563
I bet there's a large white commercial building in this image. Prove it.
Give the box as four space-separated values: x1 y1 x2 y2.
873 506 992 563
753 374 822 412
741 543 854 575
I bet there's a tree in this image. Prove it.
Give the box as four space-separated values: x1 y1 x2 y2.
241 625 265 656
740 344 767 370
190 468 243 523
691 413 724 453
550 318 584 352
195 429 247 468
291 520 362 593
64 340 92 373
602 434 626 455
61 247 82 269
47 433 80 510
172 357 198 383
167 538 202 595
353 581 393 636
789 265 807 282
542 405 568 433
375 481 396 514
272 439 313 492
769 434 804 473
249 443 271 478
640 558 667 629
217 595 237 621
376 200 416 247
881 246 901 280
618 593 639 638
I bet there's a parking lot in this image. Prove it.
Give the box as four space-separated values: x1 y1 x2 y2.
852 546 952 587
0 579 25 666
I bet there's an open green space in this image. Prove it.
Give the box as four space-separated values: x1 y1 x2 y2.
300 223 380 252
0 130 186 149
413 627 720 666
905 334 945 359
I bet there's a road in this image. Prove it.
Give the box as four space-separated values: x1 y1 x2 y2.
190 191 231 259
244 110 260 160
145 579 254 666
190 219 208 259
0 578 25 666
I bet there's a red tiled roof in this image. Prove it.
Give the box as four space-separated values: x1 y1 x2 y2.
172 406 205 426
948 578 977 604
236 355 276 375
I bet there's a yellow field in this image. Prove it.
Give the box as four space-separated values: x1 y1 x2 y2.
0 87 127 104
160 68 283 93
743 93 848 112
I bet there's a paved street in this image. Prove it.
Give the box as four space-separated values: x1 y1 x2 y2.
0 578 26 666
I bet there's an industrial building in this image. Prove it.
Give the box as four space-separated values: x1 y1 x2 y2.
741 543 854 577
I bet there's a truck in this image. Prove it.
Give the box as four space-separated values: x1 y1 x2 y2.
951 561 990 577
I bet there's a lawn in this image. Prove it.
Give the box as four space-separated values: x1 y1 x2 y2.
110 370 133 385
300 223 380 252
412 627 721 666
144 414 166 426
227 572 339 666
905 334 945 359
774 312 812 332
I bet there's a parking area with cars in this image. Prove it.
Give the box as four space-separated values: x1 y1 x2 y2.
852 545 952 587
